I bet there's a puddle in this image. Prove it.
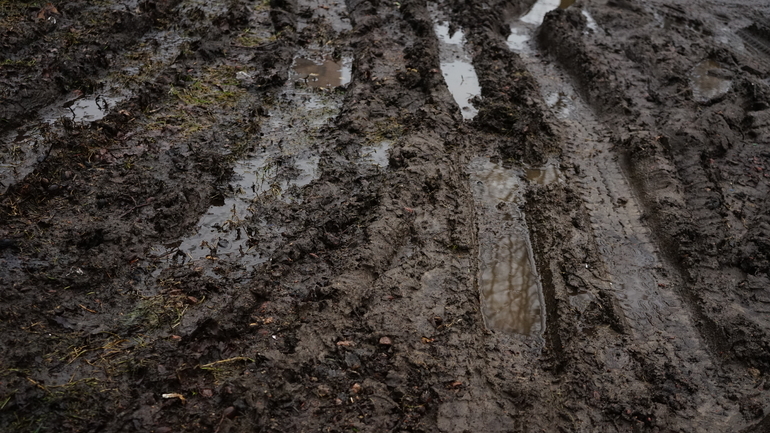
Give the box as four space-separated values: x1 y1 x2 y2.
43 95 124 124
507 26 532 51
520 0 573 26
434 22 481 119
544 91 575 119
690 59 732 103
510 0 600 50
293 57 352 88
148 55 343 272
469 158 545 335
569 291 595 313
526 163 560 185
361 140 391 168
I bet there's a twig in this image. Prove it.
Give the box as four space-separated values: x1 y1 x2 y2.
119 201 153 218
26 377 50 394
199 356 254 369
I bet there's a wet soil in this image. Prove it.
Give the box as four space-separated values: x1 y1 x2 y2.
2 0 770 432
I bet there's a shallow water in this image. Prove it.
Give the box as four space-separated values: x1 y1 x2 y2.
510 0 601 51
361 140 391 168
293 57 352 88
50 95 123 124
520 0 574 26
470 158 545 335
150 57 343 270
690 59 732 103
507 26 532 52
434 22 481 119
544 91 575 119
526 163 560 185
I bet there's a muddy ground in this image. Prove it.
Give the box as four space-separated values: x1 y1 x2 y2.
2 0 770 431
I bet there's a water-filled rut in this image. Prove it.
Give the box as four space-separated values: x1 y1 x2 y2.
506 2 740 426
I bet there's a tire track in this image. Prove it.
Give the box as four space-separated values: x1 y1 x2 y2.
508 16 741 429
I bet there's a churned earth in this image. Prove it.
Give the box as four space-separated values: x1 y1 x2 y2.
2 0 770 431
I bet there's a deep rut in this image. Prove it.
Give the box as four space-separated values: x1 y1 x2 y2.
493 3 743 429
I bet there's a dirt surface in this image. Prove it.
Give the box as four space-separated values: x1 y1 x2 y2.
2 0 770 431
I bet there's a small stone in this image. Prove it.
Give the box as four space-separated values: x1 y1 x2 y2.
222 406 236 418
379 336 392 345
350 383 362 394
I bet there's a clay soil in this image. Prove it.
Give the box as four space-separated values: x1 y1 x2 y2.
2 0 770 431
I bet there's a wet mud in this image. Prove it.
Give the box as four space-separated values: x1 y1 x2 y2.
2 0 770 432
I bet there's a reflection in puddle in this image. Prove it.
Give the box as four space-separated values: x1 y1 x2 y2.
526 163 560 185
293 57 352 88
545 91 574 119
470 158 545 335
65 96 122 123
441 61 481 119
435 22 463 45
44 95 124 124
434 22 481 119
506 26 532 51
507 26 531 51
690 59 732 103
361 140 391 167
520 0 572 25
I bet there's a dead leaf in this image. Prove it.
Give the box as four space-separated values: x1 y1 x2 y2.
36 3 59 21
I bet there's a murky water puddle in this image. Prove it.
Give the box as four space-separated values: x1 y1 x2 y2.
526 162 561 185
146 54 351 273
361 140 391 168
294 57 352 88
690 59 732 103
433 21 481 119
469 158 546 335
41 94 125 124
520 0 573 25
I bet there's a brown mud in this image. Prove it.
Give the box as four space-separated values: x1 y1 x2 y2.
2 0 770 431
